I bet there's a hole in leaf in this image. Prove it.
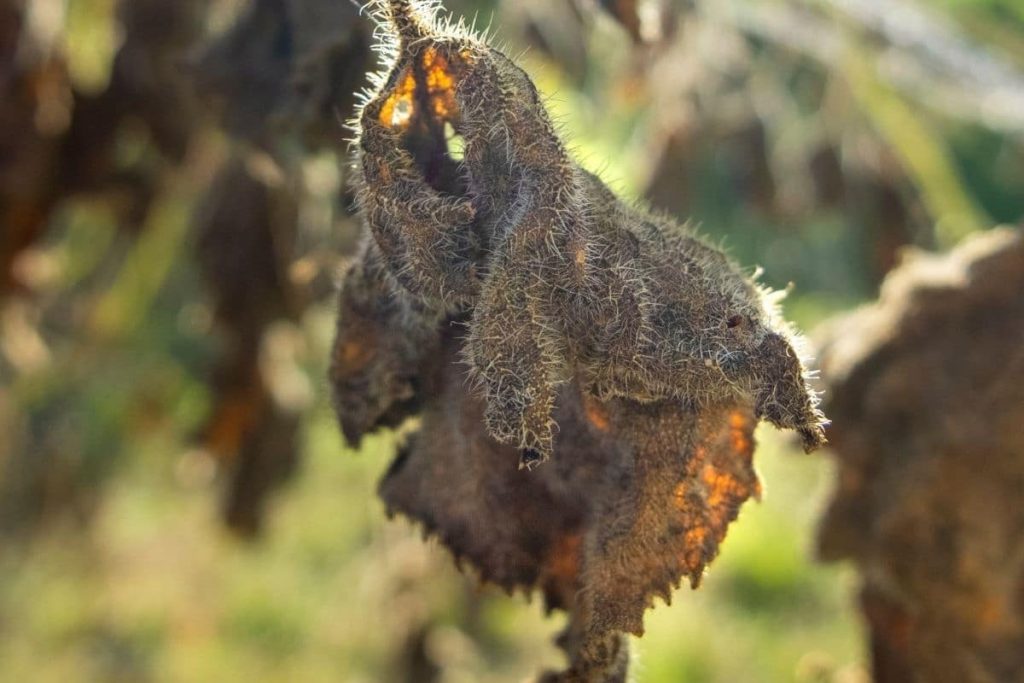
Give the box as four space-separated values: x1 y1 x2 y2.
445 121 465 162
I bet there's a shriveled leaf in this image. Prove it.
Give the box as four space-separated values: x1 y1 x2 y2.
331 2 826 679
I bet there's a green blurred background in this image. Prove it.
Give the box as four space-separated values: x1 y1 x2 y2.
2 0 1022 681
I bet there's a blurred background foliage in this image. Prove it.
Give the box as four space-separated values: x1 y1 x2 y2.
0 0 1021 681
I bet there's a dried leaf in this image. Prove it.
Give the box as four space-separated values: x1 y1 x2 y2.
194 156 303 536
817 228 1024 683
331 2 826 679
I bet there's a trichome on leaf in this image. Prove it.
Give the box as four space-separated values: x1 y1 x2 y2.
331 1 827 680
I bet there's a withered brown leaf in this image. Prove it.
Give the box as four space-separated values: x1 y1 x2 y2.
817 228 1024 683
191 0 377 534
331 2 826 679
193 156 305 536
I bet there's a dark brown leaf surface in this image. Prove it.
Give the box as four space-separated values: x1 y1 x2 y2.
331 1 826 679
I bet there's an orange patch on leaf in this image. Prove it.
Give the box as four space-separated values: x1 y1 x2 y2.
422 46 460 118
584 398 611 432
336 339 377 373
672 481 685 503
728 409 753 457
541 532 584 609
379 48 465 130
203 384 265 459
378 70 416 129
546 533 583 584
